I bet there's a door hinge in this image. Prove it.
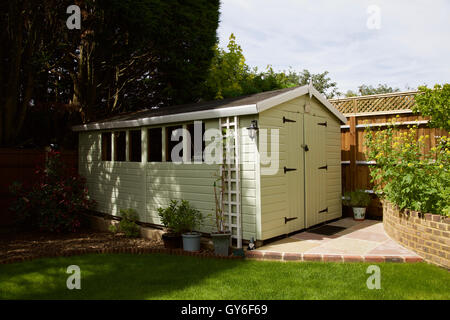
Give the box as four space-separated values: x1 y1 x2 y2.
318 121 327 127
318 165 328 170
285 217 298 224
284 166 297 174
318 207 328 213
283 116 296 123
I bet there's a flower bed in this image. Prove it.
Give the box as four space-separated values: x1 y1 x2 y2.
383 201 450 269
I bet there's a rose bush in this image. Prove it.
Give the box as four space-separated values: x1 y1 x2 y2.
9 150 96 232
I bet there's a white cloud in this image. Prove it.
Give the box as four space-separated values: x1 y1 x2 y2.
218 0 450 93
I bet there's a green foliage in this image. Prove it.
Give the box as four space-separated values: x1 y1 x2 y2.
364 121 449 215
343 190 372 207
158 200 203 234
110 208 141 238
203 34 340 100
9 151 96 232
413 84 450 131
345 84 400 97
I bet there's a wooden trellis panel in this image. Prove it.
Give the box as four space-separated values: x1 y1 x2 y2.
330 91 419 114
219 116 242 248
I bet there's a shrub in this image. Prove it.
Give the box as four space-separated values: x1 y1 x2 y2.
9 150 96 232
343 190 372 207
158 200 203 234
364 121 449 215
110 208 141 238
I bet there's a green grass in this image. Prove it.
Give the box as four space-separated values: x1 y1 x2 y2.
0 253 448 299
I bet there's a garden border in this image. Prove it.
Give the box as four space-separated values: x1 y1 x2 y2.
383 201 450 269
0 247 244 265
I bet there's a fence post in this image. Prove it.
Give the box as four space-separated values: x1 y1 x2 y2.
349 116 357 191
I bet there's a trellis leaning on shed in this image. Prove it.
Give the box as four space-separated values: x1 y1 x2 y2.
73 84 347 247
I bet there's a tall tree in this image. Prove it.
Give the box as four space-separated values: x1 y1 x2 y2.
413 84 450 131
0 1 65 146
203 34 340 100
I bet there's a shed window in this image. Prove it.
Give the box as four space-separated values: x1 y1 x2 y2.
148 128 162 162
114 131 126 161
129 130 142 162
187 122 205 162
166 125 183 162
101 132 112 161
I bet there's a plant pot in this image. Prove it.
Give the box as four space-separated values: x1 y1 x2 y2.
211 232 231 256
162 232 182 249
352 207 366 221
182 232 201 252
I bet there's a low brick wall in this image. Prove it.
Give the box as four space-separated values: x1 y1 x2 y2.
383 201 450 269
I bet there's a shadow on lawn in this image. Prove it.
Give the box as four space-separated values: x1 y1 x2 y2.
0 253 245 299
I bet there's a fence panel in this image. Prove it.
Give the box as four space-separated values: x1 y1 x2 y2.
0 149 78 226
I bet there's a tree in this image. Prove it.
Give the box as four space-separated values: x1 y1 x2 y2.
0 0 220 146
0 1 65 146
413 84 450 131
345 84 400 97
203 34 339 100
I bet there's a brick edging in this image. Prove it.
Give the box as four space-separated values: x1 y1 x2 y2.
0 247 243 265
382 201 449 269
245 250 423 263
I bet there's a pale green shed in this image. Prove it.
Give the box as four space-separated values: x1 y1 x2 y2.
73 84 347 247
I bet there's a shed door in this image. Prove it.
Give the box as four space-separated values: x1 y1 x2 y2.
304 114 327 228
283 112 305 233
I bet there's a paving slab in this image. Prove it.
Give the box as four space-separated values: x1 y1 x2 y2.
251 218 422 263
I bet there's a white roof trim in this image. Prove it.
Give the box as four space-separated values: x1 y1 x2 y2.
308 86 347 123
72 104 258 131
72 85 347 132
256 86 309 112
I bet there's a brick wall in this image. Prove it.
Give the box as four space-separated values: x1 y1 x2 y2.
383 201 450 269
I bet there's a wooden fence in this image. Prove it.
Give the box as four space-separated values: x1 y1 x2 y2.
338 110 448 218
0 148 77 226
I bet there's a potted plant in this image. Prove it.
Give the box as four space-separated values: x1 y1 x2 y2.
343 190 372 221
177 200 204 252
158 200 182 249
211 165 232 256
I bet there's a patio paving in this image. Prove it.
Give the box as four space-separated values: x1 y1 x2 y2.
246 218 423 263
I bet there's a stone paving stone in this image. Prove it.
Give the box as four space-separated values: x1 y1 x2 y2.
305 237 380 255
367 239 418 256
252 218 421 263
255 237 321 253
343 230 390 243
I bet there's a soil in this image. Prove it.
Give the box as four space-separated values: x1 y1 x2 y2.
0 228 165 262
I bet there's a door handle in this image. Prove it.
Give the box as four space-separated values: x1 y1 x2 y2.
302 144 309 151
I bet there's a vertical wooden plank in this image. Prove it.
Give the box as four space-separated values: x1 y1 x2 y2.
349 116 357 191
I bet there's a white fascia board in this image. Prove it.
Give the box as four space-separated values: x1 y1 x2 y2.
72 104 258 132
308 86 347 124
256 85 309 113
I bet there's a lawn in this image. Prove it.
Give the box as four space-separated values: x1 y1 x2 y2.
0 253 448 300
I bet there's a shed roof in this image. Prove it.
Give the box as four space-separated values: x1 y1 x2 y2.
72 84 347 131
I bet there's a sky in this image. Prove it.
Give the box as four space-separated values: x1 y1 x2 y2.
217 0 450 95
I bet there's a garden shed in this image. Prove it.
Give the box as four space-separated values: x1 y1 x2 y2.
73 84 347 247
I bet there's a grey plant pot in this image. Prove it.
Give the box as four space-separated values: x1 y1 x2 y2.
211 232 231 256
182 232 201 252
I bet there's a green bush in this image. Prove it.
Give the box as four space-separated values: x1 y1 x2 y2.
343 190 372 207
158 200 203 234
110 208 140 237
364 121 449 215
